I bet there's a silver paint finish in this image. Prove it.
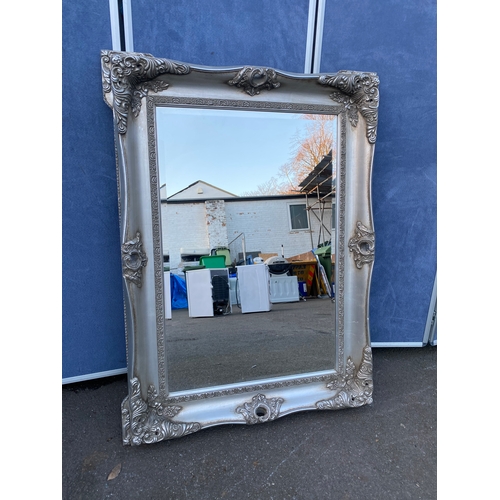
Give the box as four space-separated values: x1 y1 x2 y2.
101 51 378 445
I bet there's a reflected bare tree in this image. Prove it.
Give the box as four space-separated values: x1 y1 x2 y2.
241 115 336 196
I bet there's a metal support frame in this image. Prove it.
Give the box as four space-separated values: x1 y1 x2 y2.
304 0 326 73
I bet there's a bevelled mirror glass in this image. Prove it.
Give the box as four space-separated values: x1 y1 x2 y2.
101 51 378 446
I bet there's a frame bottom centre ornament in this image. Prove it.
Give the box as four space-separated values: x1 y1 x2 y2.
236 394 284 424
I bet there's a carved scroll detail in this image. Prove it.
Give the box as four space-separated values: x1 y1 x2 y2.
318 71 379 144
121 232 148 287
122 378 201 445
348 222 375 269
316 346 373 410
228 67 281 96
101 50 190 134
236 393 284 424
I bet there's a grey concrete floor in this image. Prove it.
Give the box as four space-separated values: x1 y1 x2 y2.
62 346 436 499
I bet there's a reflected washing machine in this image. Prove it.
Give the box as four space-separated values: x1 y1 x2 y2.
236 264 272 313
265 256 299 303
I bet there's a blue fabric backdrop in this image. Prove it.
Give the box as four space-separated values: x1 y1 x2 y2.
62 0 127 379
321 0 437 344
131 0 310 72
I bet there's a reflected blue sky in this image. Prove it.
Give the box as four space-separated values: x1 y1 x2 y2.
157 107 335 197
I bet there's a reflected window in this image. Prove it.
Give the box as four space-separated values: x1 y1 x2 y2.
289 203 309 230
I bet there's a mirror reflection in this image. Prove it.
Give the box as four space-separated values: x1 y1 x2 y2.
157 107 338 393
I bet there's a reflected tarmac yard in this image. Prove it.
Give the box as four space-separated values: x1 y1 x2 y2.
166 297 336 393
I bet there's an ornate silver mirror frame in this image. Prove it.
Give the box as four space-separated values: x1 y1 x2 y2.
101 51 378 446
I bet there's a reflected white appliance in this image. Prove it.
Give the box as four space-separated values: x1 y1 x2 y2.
229 276 238 305
185 268 231 318
236 264 272 313
164 271 172 319
270 275 299 303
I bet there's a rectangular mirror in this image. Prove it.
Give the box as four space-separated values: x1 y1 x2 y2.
101 51 378 445
158 107 337 393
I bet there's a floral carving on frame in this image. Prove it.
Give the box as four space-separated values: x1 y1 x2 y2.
348 222 375 269
101 50 191 134
318 71 379 144
228 67 281 96
317 346 373 410
122 378 201 445
236 393 284 424
121 232 148 287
